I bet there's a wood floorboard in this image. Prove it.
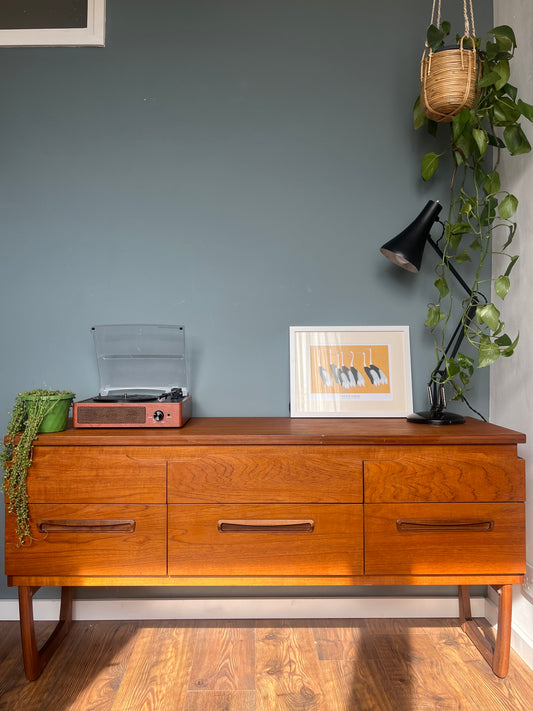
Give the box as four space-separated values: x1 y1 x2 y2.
255 620 324 710
0 618 533 711
188 621 255 692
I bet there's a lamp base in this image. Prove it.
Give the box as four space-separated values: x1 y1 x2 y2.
408 410 465 425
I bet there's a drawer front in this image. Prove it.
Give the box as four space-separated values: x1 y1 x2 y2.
5 504 167 576
26 447 167 503
365 503 525 575
168 504 363 576
168 447 362 503
364 454 525 503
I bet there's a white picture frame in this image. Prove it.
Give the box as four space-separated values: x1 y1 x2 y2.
0 0 105 47
289 326 413 418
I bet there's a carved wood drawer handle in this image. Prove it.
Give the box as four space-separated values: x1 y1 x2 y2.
38 519 136 534
396 519 494 532
218 519 315 533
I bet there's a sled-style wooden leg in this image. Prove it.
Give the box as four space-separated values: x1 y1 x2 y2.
18 585 73 680
458 583 512 678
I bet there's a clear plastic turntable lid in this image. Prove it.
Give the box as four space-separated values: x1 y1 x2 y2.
92 324 189 396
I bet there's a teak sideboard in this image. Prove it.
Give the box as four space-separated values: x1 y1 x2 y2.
4 417 526 680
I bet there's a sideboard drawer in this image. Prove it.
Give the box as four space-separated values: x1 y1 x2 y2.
365 503 525 575
168 504 363 576
364 452 525 503
26 447 167 503
168 447 363 503
5 504 167 576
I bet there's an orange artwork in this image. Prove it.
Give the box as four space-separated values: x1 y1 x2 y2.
310 345 391 395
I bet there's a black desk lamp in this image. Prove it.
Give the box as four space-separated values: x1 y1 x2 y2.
381 199 480 425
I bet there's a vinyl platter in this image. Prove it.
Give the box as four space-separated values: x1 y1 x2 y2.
91 393 159 403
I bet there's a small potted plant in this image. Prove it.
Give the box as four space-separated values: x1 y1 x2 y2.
2 388 75 545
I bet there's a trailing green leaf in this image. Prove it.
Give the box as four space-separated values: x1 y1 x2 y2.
421 152 440 180
425 306 446 328
518 99 533 122
498 194 518 219
489 25 516 51
504 124 531 155
413 96 427 130
478 337 500 368
494 275 510 299
472 128 489 157
434 276 449 298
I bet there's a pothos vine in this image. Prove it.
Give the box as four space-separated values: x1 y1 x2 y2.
414 22 533 404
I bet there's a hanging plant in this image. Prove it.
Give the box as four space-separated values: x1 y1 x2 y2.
2 388 75 545
413 16 533 406
420 0 479 123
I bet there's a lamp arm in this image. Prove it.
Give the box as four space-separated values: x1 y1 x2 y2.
427 234 473 297
425 232 482 413
429 298 480 383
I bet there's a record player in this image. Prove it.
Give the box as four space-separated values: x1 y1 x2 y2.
73 324 192 428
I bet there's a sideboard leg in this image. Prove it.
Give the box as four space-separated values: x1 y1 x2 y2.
18 585 73 681
491 584 512 678
458 583 512 678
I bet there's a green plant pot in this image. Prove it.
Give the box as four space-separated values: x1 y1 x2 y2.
23 393 74 433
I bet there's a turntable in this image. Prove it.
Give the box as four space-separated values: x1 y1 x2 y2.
73 324 192 428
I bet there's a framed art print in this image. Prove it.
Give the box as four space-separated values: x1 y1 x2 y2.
289 326 413 418
0 0 105 47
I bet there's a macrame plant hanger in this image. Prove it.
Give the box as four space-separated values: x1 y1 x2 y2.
421 0 479 122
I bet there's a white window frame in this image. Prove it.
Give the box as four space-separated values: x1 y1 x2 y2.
0 0 105 47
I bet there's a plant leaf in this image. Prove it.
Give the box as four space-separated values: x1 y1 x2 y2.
434 277 449 298
425 306 446 328
454 132 474 161
478 337 501 368
472 128 489 157
504 124 532 155
495 334 512 347
489 25 517 51
502 333 519 356
446 359 460 379
518 99 533 122
413 96 426 130
427 23 447 52
494 96 521 125
478 70 500 89
499 194 518 219
452 109 471 141
455 250 471 264
487 133 505 148
421 152 439 180
457 353 475 373
494 275 510 299
493 59 510 90
476 303 501 331
503 83 518 101
504 254 519 276
483 170 501 195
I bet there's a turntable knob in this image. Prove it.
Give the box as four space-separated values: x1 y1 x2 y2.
153 410 165 422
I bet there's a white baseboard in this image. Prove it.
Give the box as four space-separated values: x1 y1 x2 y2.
484 597 533 670
0 595 485 622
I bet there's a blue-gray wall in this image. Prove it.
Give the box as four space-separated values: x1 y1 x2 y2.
0 1 492 600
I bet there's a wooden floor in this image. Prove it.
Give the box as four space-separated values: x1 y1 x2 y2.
1 618 533 710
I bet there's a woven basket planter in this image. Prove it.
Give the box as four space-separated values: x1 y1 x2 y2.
421 44 479 122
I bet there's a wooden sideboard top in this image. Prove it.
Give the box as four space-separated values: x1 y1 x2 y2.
30 417 526 447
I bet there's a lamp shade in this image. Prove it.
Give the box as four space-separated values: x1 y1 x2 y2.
380 200 442 273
